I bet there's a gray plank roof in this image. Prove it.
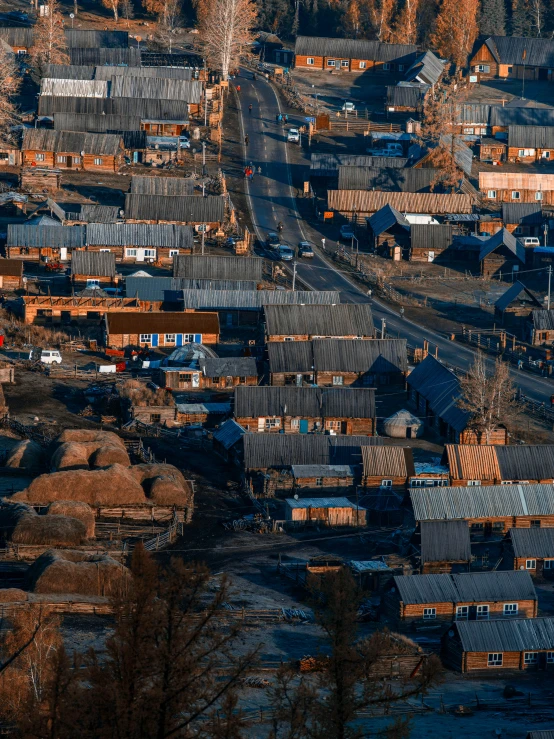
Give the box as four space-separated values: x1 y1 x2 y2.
310 152 408 174
243 434 382 469
71 250 116 277
177 289 340 310
124 194 226 224
130 176 195 196
173 255 262 281
46 64 193 81
38 96 189 121
368 204 410 236
495 281 542 312
313 338 407 372
267 341 315 373
110 77 202 104
394 570 536 605
53 113 143 133
41 78 110 98
64 29 129 48
405 51 445 85
22 129 123 156
286 497 364 509
485 36 554 68
295 36 416 63
527 732 554 739
532 309 554 331
264 303 374 337
420 521 471 563
361 445 414 477
479 228 526 264
87 223 193 249
510 527 554 559
406 355 468 432
454 616 554 652
410 483 554 522
69 48 141 66
199 357 257 378
46 65 95 80
386 86 425 108
410 224 454 251
496 445 554 480
291 465 354 478
234 386 375 418
0 27 34 47
491 106 554 128
7 224 85 249
212 419 246 450
508 125 554 149
60 203 120 223
502 203 543 226
125 276 258 301
339 167 440 192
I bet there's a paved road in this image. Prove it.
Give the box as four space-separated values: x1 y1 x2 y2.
236 72 554 406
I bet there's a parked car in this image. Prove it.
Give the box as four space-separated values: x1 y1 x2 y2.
266 232 281 248
298 241 314 258
366 143 404 157
342 102 356 112
522 237 540 246
287 128 300 143
340 224 355 239
29 349 62 365
278 245 294 261
178 136 191 149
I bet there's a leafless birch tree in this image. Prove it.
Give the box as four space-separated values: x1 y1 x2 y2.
0 47 22 139
29 0 69 78
198 0 257 80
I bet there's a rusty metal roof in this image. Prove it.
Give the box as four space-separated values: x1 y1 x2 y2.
328 190 473 214
361 445 415 477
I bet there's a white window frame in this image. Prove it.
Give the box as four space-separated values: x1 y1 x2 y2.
140 333 152 344
315 477 323 486
73 155 81 164
144 249 156 258
291 419 299 428
480 128 488 135
543 151 551 159
327 59 336 67
476 605 489 620
164 334 176 344
35 153 45 161
536 191 544 200
456 606 469 621
332 375 344 386
512 191 521 200
526 559 537 569
340 60 349 68
99 248 111 253
467 480 481 486
524 652 538 664
487 190 496 199
501 480 514 484
86 279 100 288
327 420 341 429
126 248 137 257
57 155 67 164
307 57 314 65
383 63 391 71
423 607 436 620
503 603 518 616
359 61 366 69
488 653 503 666
284 337 295 342
169 249 179 257
464 127 474 134
477 64 490 73
547 651 554 663
381 479 393 487
183 334 195 343
265 417 280 429
94 157 103 166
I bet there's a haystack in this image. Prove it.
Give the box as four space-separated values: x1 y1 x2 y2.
48 501 95 538
56 430 126 447
26 550 130 596
5 440 44 470
131 464 194 508
0 588 27 602
12 464 146 506
0 503 87 546
51 439 130 471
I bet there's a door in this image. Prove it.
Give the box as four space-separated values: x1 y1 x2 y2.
428 251 435 262
136 249 145 263
296 374 303 387
67 156 73 168
151 334 158 347
61 311 71 324
60 247 67 261
192 373 200 388
225 376 233 388
226 313 233 327
133 151 139 164
258 418 265 432
539 67 548 80
484 521 492 537
406 427 412 439
299 419 309 434
176 334 183 347
340 421 348 434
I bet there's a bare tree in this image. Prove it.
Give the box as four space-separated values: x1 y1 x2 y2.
430 0 478 68
0 47 22 139
101 0 123 22
368 0 394 41
29 0 69 77
458 354 519 443
120 0 135 26
198 0 257 81
154 0 183 52
391 0 419 44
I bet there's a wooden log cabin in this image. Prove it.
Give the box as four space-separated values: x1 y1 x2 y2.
124 194 227 230
285 497 367 527
328 190 473 219
104 311 220 349
409 224 456 263
410 483 554 538
502 203 544 237
529 309 554 345
367 204 411 260
480 172 554 206
0 27 34 54
469 36 554 81
478 228 526 279
0 259 23 289
494 282 543 333
175 401 230 427
290 465 355 494
479 137 507 163
234 386 376 435
507 126 554 162
293 36 416 75
70 251 118 290
86 223 194 265
441 617 554 673
383 571 537 628
444 444 554 486
173 254 264 283
19 295 145 325
6 224 85 262
361 446 449 492
416 520 472 574
264 304 374 342
159 357 258 391
509 528 554 578
407 355 508 444
22 130 124 173
52 111 188 139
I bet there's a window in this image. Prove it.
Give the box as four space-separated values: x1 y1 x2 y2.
87 311 101 320
212 377 219 384
423 608 436 620
284 337 295 342
327 420 341 429
536 191 544 200
86 279 99 288
524 652 538 665
57 155 67 164
487 190 497 199
332 376 344 386
359 61 366 69
503 603 518 616
144 249 156 258
548 652 554 663
126 248 137 257
477 64 490 73
493 522 504 531
307 57 314 65
140 333 152 344
480 128 488 135
456 606 469 621
327 59 336 67
471 522 484 531
501 480 514 484
526 559 537 570
291 419 300 428
531 520 541 528
35 153 45 161
94 158 103 166
265 418 280 429
518 149 535 157
179 373 191 382
410 478 448 487
150 413 161 424
383 63 391 71
169 250 179 257
543 151 551 159
545 560 554 569
463 127 475 134
341 60 349 67
512 191 521 200
508 66 513 73
164 334 176 344
381 479 393 488
476 605 489 620
183 334 194 343
398 64 405 71
73 156 81 164
488 653 503 667
467 480 481 486
316 477 323 486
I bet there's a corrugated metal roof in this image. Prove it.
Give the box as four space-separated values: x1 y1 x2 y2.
173 255 262 281
532 309 554 330
314 338 406 372
368 204 411 237
199 357 257 378
291 464 354 478
339 166 440 192
244 434 382 469
386 85 425 108
41 78 109 98
22 129 122 156
480 172 554 191
394 570 536 605
0 27 34 47
130 176 195 196
69 48 141 66
124 194 226 224
264 303 374 337
7 224 85 249
328 190 473 215
53 113 143 133
38 96 188 120
106 311 219 335
479 228 525 263
213 419 246 449
125 276 258 301
508 125 554 149
110 76 202 104
286 496 364 509
485 35 554 67
61 203 120 223
361 446 414 477
64 29 129 48
405 51 445 85
502 203 543 226
511 527 554 558
495 281 542 312
445 444 501 481
178 289 340 310
88 223 193 249
176 402 230 414
406 355 468 432
454 616 554 653
71 250 115 277
311 153 408 174
420 521 471 563
411 483 554 522
410 224 454 251
235 386 375 418
295 36 416 63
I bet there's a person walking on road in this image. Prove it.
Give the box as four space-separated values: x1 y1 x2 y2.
236 84 241 94
244 134 249 146
248 104 252 114
257 166 262 175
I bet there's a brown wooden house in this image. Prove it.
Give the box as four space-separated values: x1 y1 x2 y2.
22 130 124 172
285 497 366 527
294 36 416 75
507 126 554 162
469 36 554 81
20 295 145 325
479 228 526 279
367 204 411 260
479 137 507 163
124 194 227 230
234 386 376 435
104 311 220 349
480 172 554 205
70 251 118 289
264 304 374 342
509 527 554 578
0 259 23 289
291 465 355 493
494 281 543 332
416 520 472 574
160 357 258 391
502 203 543 237
362 446 414 491
383 571 537 628
6 224 85 262
444 444 554 486
86 223 194 264
529 309 554 345
441 617 554 673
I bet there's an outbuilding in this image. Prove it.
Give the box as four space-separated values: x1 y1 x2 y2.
70 251 117 289
0 259 23 289
417 520 472 574
509 528 554 578
104 311 220 349
285 497 366 527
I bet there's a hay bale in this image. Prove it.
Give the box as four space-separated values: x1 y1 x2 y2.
51 438 130 471
55 430 126 448
26 549 129 596
50 442 90 471
48 501 95 538
5 440 44 470
90 443 130 469
0 588 27 602
131 464 194 508
13 464 147 506
0 502 87 546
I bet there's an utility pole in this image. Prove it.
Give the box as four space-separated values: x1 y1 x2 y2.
548 265 552 310
381 318 386 338
201 225 206 255
292 261 297 290
202 141 206 176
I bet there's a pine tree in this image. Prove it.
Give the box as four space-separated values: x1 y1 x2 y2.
479 0 506 35
431 0 478 68
510 0 533 35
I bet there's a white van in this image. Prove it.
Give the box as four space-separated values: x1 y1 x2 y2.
521 237 540 247
29 349 62 365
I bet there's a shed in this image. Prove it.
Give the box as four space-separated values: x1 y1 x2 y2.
340 167 440 192
124 194 227 227
418 520 472 573
291 464 355 492
409 224 455 262
212 419 246 463
494 281 542 330
510 527 554 577
382 409 422 438
361 446 415 491
386 85 425 112
285 497 366 527
310 152 407 178
71 251 116 288
0 259 23 289
530 309 554 345
367 204 410 259
479 228 526 278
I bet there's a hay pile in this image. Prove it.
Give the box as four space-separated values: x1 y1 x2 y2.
119 379 174 407
0 588 27 602
48 501 95 538
131 464 194 507
13 464 146 506
0 503 87 546
26 549 130 596
51 430 130 471
4 440 44 470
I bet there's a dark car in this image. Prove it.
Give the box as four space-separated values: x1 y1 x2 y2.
266 232 281 248
298 241 314 258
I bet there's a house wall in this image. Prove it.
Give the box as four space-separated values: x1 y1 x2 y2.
363 474 407 491
463 650 554 673
449 476 552 487
421 561 469 574
483 190 554 205
0 275 22 289
267 334 372 342
161 371 257 391
514 556 554 576
481 254 524 279
400 599 536 623
106 330 219 349
23 299 147 325
469 44 498 78
287 505 367 526
131 405 176 424
531 328 554 346
125 218 221 229
269 372 315 387
316 370 405 387
294 475 354 491
7 246 56 261
22 150 122 172
480 143 506 161
508 146 554 162
236 414 374 435
71 274 116 288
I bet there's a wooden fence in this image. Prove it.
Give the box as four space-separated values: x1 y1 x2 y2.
143 508 182 552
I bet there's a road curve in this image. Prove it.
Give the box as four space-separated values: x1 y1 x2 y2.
236 72 553 405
